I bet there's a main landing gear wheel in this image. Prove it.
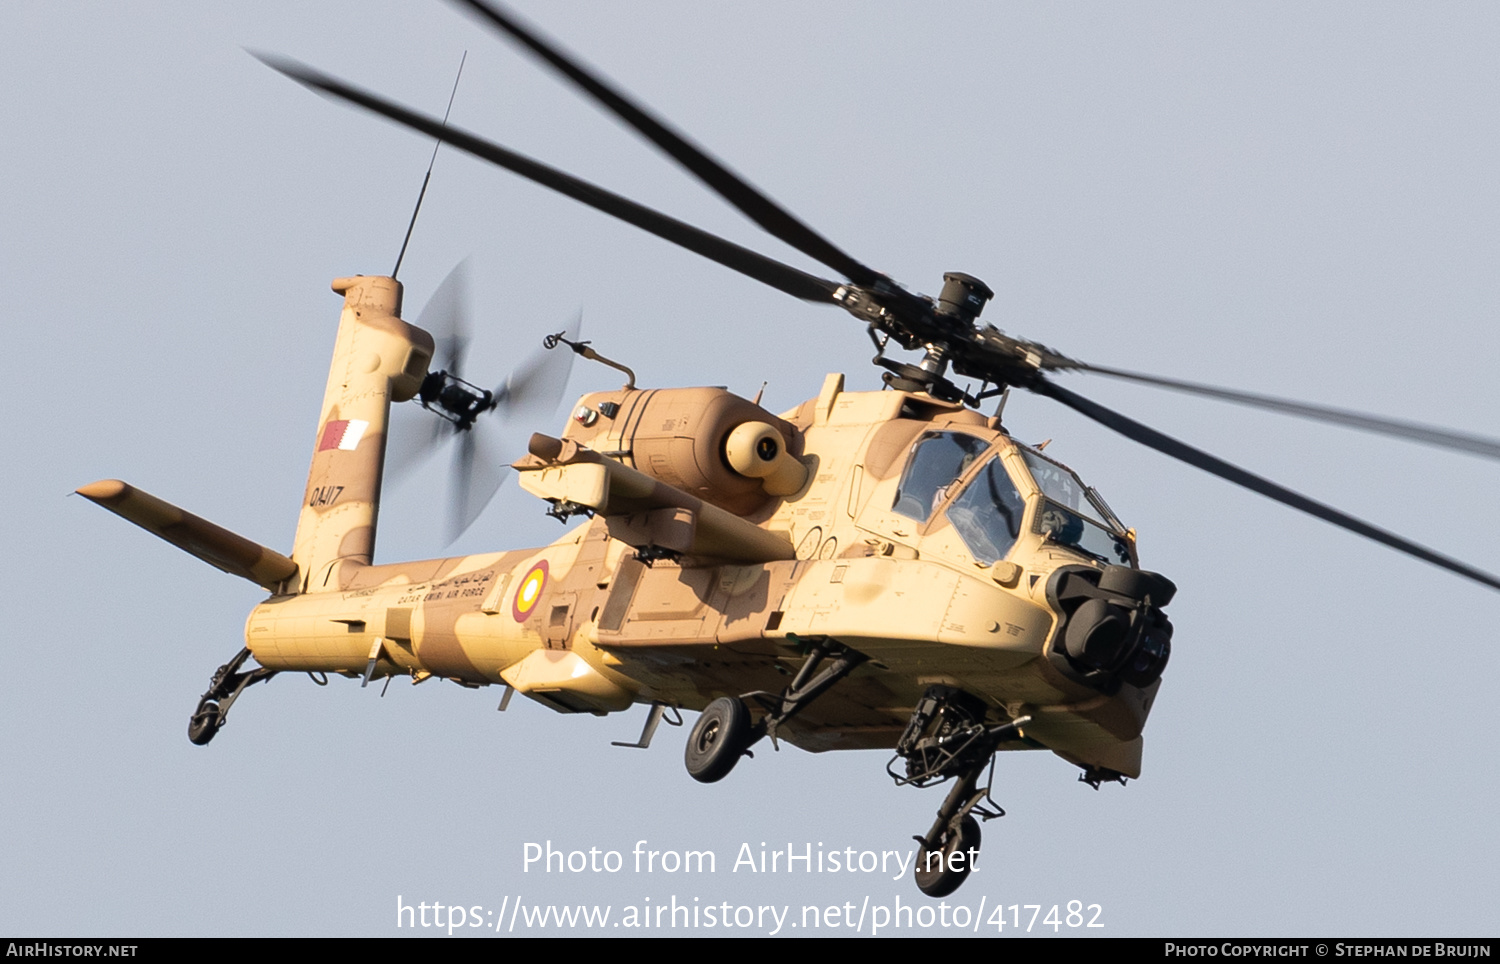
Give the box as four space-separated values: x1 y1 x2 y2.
914 815 981 898
188 701 223 746
684 697 751 783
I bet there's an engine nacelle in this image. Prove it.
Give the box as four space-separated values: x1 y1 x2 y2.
560 387 806 516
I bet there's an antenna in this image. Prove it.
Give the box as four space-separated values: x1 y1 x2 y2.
392 51 468 280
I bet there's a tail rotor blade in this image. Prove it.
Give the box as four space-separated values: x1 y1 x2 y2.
385 399 452 484
447 419 511 544
386 262 473 486
493 314 581 428
417 259 472 375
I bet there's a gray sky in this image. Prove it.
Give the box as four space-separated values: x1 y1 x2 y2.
4 0 1499 937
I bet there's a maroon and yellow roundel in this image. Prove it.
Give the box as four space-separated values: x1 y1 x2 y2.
511 560 549 623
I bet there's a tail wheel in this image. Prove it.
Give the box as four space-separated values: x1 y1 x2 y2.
914 815 981 898
188 701 223 746
684 697 751 783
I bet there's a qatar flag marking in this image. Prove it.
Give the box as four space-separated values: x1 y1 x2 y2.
317 419 369 452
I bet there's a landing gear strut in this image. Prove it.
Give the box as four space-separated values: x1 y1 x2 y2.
889 684 1030 897
683 638 866 783
188 647 277 746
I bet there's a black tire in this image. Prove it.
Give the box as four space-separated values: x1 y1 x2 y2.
684 697 751 783
188 702 222 746
913 815 981 898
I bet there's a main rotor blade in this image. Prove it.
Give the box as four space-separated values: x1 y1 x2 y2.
257 54 841 305
450 0 883 289
1073 363 1500 462
1031 376 1500 593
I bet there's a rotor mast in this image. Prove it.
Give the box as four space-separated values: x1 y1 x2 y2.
836 269 1072 404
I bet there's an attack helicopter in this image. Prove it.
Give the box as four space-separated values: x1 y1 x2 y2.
77 0 1500 900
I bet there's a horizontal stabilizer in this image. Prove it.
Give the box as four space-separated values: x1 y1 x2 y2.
77 480 298 592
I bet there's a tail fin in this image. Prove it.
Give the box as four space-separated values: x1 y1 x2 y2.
289 276 433 592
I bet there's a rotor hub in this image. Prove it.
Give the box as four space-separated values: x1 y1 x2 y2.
419 370 493 430
936 272 994 325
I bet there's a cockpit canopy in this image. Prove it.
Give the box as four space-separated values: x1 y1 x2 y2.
891 431 1132 567
1017 449 1132 565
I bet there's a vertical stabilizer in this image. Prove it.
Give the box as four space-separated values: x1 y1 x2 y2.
291 276 433 592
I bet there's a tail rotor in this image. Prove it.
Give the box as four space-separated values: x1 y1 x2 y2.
388 261 580 542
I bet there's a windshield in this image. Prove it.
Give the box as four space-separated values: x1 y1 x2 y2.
1018 450 1132 565
892 432 990 522
945 457 1027 565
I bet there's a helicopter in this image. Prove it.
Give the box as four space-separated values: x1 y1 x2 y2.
71 0 1500 906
